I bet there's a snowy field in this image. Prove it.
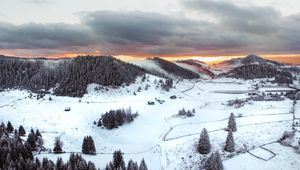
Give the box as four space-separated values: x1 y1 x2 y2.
0 75 299 169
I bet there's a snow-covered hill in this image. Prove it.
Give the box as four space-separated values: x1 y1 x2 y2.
212 55 283 73
129 58 200 79
0 74 299 169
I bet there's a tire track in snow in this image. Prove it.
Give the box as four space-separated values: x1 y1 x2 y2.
163 119 293 142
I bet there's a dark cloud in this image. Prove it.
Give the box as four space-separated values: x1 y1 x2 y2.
0 22 95 49
1 1 300 57
81 10 255 55
183 0 280 35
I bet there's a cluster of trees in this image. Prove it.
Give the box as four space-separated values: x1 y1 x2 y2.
0 121 96 170
150 57 200 79
97 107 138 129
178 108 195 117
105 150 148 170
275 74 293 84
26 129 44 151
1 121 149 169
82 136 96 155
0 121 26 137
161 79 173 91
222 64 293 84
197 113 237 169
0 56 145 97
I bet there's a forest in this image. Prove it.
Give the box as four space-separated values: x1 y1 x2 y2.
0 56 145 97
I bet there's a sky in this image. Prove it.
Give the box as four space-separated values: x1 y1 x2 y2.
0 0 300 64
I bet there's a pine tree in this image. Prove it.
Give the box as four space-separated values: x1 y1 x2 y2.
105 162 114 170
204 151 223 170
6 121 14 133
224 130 235 152
113 150 125 169
55 157 65 170
139 158 148 170
26 131 37 150
214 151 223 170
36 129 42 137
197 128 211 154
87 161 96 170
82 136 96 155
127 159 136 170
53 137 63 154
227 113 237 132
18 125 26 136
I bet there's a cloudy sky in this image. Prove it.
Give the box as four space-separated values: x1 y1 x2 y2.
1 0 300 63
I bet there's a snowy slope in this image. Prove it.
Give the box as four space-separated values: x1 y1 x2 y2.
0 75 299 169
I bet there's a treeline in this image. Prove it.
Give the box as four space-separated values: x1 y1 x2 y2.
150 57 200 79
96 107 138 129
1 121 93 170
0 55 145 97
221 64 293 84
105 150 148 170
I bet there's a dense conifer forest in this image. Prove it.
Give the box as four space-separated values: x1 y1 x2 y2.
0 56 145 97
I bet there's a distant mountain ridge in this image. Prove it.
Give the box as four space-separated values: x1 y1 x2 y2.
130 57 200 79
175 59 215 79
212 54 283 72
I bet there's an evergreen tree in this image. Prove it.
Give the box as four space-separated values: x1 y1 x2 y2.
87 161 97 170
227 113 237 132
113 150 125 169
36 129 42 137
18 125 26 136
105 162 114 170
127 159 137 170
26 131 37 150
197 128 211 154
6 121 14 133
204 151 223 170
53 137 63 154
139 158 148 170
224 130 235 152
82 136 96 155
55 157 65 170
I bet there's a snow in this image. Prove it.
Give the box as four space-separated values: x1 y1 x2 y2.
0 74 299 169
129 60 177 79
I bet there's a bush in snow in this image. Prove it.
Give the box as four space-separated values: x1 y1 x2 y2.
279 130 295 146
224 130 235 153
204 151 223 170
227 113 237 132
226 99 246 108
82 136 96 155
197 128 211 154
178 108 195 117
53 137 63 154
